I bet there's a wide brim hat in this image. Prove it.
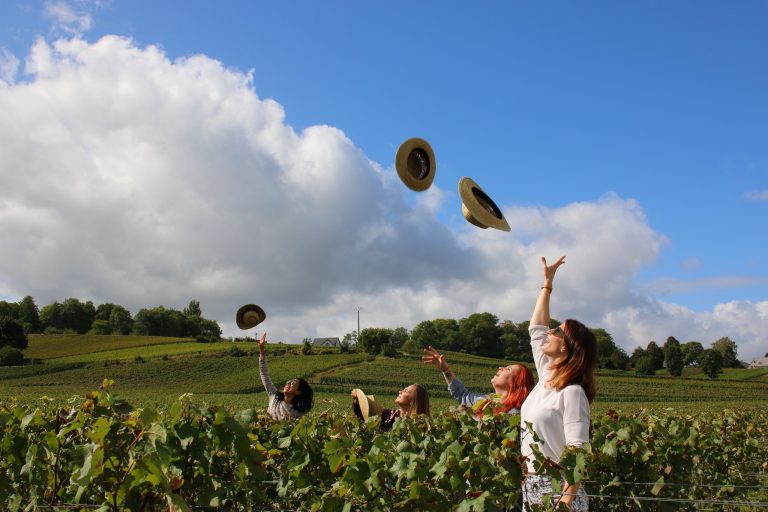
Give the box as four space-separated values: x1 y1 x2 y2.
395 137 436 192
235 304 267 330
352 388 383 420
458 177 510 232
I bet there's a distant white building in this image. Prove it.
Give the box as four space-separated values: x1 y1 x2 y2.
312 337 340 347
748 357 768 368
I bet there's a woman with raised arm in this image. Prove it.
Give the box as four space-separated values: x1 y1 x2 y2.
258 332 314 421
422 346 534 418
351 384 430 432
521 256 596 511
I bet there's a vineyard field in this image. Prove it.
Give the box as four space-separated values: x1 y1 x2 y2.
1 381 765 511
2 334 768 417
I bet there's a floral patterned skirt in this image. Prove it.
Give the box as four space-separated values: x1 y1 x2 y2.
523 474 588 511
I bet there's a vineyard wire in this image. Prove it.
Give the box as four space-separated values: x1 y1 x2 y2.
561 492 768 507
581 480 768 490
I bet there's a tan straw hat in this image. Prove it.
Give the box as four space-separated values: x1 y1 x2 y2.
458 177 510 232
352 388 383 420
395 137 436 192
235 304 267 330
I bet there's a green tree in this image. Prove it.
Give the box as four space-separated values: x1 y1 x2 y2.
359 327 393 355
39 301 64 331
433 318 463 351
17 296 42 334
109 306 134 335
301 337 313 355
132 306 186 336
400 338 418 354
459 312 502 357
191 317 222 342
634 356 656 376
609 348 630 370
0 301 20 319
630 347 646 368
63 298 96 334
646 341 664 371
593 328 618 369
409 321 439 349
663 336 684 377
0 346 24 366
681 341 703 366
90 319 112 335
381 342 398 357
389 327 409 349
500 320 533 363
183 299 202 317
94 303 117 321
342 331 357 349
41 298 96 334
711 337 739 368
699 349 723 379
0 317 28 350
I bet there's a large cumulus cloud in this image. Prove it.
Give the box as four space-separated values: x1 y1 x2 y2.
1 36 764 360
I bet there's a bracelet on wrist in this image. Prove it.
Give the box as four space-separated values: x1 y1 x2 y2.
541 285 552 292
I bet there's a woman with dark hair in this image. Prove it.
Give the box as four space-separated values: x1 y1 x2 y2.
258 333 314 421
422 346 534 417
351 384 430 432
521 256 597 511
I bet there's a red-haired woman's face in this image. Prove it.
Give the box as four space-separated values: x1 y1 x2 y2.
543 324 568 359
491 365 518 389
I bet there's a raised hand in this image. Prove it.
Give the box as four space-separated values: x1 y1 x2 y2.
541 255 566 284
258 332 267 356
422 346 449 372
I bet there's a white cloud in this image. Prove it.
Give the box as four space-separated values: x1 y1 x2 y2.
43 0 101 37
0 48 20 85
641 276 768 296
744 190 768 201
602 299 768 364
0 36 765 362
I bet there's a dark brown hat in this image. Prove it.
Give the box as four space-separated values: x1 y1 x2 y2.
458 177 510 232
236 304 266 330
395 137 436 192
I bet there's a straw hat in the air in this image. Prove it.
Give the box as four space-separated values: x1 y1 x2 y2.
458 177 510 232
395 137 436 192
236 304 267 330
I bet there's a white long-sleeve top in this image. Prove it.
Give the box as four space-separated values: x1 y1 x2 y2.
259 356 304 421
520 325 590 473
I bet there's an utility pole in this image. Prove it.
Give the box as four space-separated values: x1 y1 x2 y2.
356 307 361 347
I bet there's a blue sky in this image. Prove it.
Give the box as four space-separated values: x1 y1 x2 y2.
1 1 766 359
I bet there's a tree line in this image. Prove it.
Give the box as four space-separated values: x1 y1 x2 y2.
349 312 743 379
0 296 222 365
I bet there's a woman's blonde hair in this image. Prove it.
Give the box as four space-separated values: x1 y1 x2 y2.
406 384 430 417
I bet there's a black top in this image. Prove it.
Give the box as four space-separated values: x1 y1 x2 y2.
353 403 401 432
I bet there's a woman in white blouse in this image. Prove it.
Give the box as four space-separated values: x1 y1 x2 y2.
520 256 597 511
258 333 314 421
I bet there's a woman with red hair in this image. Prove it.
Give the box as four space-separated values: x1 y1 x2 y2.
521 255 597 511
423 346 534 417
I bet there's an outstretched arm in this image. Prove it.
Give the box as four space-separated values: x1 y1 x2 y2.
530 255 565 326
258 332 278 396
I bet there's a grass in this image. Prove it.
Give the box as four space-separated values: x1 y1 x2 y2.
24 334 194 360
3 334 768 417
